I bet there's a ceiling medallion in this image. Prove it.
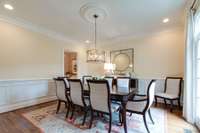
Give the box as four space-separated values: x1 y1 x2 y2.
80 3 107 23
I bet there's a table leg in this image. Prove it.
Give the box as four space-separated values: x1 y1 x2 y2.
122 101 127 133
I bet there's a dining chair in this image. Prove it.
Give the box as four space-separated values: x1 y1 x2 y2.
116 77 130 92
104 76 114 91
87 80 112 133
155 77 182 112
54 77 70 114
68 79 90 125
82 75 92 85
57 76 70 89
124 80 156 133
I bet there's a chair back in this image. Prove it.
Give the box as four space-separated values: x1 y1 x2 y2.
54 78 67 101
104 77 114 91
145 80 156 111
68 79 85 107
116 77 130 92
87 80 111 113
165 77 182 97
82 75 92 85
63 77 70 89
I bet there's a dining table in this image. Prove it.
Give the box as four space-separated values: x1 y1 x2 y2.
83 86 138 133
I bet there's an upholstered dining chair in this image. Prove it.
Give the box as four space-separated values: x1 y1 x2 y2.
54 77 70 114
124 80 156 133
104 76 114 91
68 79 90 125
116 77 130 92
87 80 112 133
82 75 92 85
155 77 182 112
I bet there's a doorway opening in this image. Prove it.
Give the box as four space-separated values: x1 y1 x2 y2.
64 51 77 78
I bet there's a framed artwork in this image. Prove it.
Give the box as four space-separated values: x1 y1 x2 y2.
110 48 134 74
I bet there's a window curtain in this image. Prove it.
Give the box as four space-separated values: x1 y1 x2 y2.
184 1 200 128
183 9 195 124
194 5 200 129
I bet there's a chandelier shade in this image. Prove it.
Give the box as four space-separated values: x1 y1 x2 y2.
87 49 105 63
104 63 116 71
86 14 105 63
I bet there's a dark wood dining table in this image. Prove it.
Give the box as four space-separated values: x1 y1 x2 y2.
83 86 138 133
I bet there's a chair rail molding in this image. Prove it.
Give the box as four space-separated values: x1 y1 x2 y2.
0 79 57 113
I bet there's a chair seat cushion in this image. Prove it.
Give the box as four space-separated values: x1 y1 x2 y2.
127 101 146 112
156 93 178 99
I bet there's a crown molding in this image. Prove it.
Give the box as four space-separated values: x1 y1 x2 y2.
0 14 81 44
100 25 184 48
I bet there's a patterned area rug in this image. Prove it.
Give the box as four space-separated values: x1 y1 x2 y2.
22 104 167 133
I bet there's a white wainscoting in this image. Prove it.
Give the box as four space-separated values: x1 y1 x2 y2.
0 79 57 113
0 78 183 113
137 78 183 105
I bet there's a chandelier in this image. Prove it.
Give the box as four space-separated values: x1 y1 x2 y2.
87 14 105 63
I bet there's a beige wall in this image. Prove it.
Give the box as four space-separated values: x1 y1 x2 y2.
0 20 184 80
103 27 185 79
0 21 87 80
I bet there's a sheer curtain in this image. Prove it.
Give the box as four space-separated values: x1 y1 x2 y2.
194 6 200 129
184 1 200 129
183 9 195 124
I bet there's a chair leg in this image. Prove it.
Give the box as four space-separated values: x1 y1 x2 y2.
143 114 150 133
155 96 158 106
148 109 154 124
70 105 75 119
170 100 173 112
89 109 94 128
65 103 71 118
97 112 99 117
129 112 132 117
164 99 167 107
118 109 122 126
82 109 87 126
56 100 61 114
108 114 112 133
178 99 181 109
64 102 68 108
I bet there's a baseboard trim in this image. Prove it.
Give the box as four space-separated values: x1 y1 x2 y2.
0 96 57 113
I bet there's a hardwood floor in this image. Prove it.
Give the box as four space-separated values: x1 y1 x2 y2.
0 101 198 133
0 102 54 133
156 104 199 133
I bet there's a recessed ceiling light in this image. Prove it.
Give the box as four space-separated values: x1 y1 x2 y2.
85 40 90 44
163 18 169 23
4 4 14 10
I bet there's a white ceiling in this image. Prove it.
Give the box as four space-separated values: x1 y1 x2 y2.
0 0 190 45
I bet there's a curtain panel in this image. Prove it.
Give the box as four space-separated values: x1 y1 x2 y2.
183 9 195 124
194 5 200 129
184 1 200 129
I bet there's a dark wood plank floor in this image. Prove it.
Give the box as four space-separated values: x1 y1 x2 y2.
0 101 56 133
0 101 198 133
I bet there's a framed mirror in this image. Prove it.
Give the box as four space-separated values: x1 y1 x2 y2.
110 48 134 74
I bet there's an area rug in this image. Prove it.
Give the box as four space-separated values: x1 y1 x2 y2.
22 104 167 133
